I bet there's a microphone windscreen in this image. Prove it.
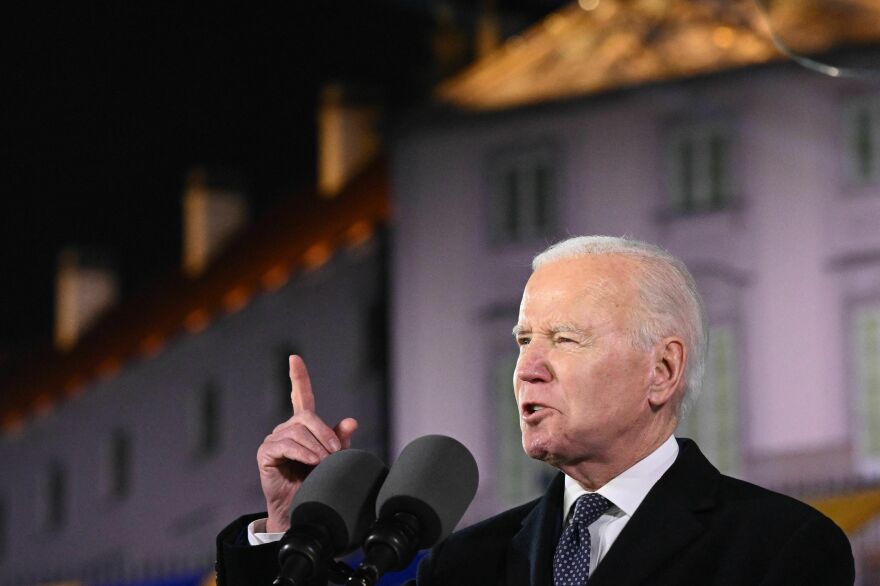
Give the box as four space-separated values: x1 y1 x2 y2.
289 449 388 553
375 435 478 549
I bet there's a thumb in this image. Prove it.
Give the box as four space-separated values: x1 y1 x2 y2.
334 417 359 449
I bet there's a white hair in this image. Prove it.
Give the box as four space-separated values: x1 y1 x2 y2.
532 235 708 417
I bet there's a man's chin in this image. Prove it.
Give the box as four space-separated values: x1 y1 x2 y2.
524 437 577 468
523 436 558 464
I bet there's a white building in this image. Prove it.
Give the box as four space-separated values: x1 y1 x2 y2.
4 0 880 583
0 165 391 585
389 0 880 580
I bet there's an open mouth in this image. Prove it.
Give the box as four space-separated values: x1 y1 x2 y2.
521 403 548 418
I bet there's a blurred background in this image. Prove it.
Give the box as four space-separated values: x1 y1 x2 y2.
2 0 880 584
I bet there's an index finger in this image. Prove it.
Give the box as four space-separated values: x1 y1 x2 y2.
289 355 316 414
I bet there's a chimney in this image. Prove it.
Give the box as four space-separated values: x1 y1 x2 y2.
476 0 501 60
318 83 380 198
431 3 469 79
54 248 118 351
182 168 248 277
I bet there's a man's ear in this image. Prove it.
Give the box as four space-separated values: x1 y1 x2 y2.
648 337 686 409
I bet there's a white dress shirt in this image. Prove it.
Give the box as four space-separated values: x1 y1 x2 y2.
561 434 679 573
248 435 680 553
249 516 283 545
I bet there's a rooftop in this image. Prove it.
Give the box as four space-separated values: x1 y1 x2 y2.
438 0 880 111
0 161 390 435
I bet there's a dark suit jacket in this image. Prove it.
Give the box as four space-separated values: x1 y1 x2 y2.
216 439 854 585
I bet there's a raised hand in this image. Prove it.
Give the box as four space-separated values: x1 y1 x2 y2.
256 355 358 532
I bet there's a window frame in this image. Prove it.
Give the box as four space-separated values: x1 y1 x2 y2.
39 459 67 532
100 427 132 501
676 323 742 476
852 303 880 474
843 94 880 186
190 380 223 460
487 316 554 509
665 121 736 215
486 142 559 246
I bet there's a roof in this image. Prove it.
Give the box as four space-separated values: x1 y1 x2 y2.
437 0 880 111
0 161 390 434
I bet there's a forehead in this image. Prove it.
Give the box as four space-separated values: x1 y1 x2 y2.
519 254 640 319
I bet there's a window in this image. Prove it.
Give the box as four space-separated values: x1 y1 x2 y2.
854 305 880 472
489 145 557 244
677 325 740 476
667 123 734 213
104 428 131 499
43 460 66 531
846 96 880 185
493 353 550 507
193 381 222 458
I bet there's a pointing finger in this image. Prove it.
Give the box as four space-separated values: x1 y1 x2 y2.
289 355 316 414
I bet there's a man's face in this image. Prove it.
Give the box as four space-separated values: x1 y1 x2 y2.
513 254 656 469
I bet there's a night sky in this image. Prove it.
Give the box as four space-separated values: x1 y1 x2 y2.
0 0 564 377
0 1 439 367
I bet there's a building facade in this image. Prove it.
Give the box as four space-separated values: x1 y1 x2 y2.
0 182 391 584
390 62 880 575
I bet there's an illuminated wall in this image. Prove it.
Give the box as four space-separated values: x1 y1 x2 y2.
0 241 388 584
391 63 880 521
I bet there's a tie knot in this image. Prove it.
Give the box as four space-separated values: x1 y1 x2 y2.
570 493 611 527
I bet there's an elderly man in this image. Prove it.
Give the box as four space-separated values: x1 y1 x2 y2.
216 236 854 585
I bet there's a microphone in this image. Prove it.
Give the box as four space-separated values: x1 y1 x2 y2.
274 449 388 586
349 435 479 585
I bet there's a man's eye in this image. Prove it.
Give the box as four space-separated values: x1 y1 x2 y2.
555 336 576 344
517 336 531 346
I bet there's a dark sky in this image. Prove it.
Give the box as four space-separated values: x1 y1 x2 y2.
0 0 563 373
0 1 437 365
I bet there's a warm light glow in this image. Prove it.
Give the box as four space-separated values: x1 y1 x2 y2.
578 0 600 11
223 286 251 314
318 85 380 198
97 357 121 379
261 264 291 292
184 308 211 333
303 242 332 270
1 411 24 434
345 220 373 247
545 13 568 35
140 333 166 358
713 25 736 49
808 488 880 535
32 392 55 416
55 249 119 351
183 175 247 277
437 0 879 111
64 379 86 399
507 35 525 50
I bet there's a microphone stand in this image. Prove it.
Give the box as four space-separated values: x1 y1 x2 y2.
347 512 421 586
274 525 333 586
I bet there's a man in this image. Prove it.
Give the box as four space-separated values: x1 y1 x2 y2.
216 235 854 585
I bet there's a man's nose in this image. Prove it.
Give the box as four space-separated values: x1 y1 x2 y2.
515 343 553 384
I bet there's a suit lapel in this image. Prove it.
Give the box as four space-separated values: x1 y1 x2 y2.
507 473 565 586
587 439 719 586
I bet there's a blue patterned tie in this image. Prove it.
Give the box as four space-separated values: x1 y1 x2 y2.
553 493 612 586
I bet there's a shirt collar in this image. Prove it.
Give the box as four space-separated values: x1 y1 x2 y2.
563 435 679 521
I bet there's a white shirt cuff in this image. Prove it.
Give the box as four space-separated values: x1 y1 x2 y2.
247 518 286 545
